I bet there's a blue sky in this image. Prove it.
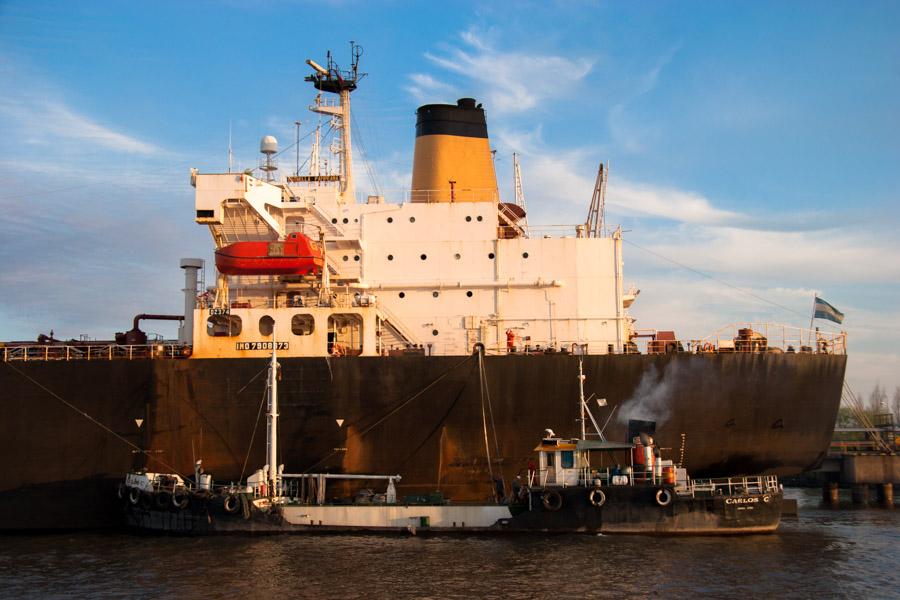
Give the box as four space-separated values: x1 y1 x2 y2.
1 1 898 400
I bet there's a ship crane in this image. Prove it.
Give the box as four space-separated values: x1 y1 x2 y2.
513 152 528 229
585 162 608 237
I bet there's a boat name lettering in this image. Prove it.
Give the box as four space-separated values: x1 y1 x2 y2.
210 308 231 316
235 342 289 351
725 497 759 505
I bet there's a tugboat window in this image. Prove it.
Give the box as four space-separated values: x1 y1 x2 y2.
561 451 575 469
258 315 274 336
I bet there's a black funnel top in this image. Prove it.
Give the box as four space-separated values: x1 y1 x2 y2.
416 99 488 138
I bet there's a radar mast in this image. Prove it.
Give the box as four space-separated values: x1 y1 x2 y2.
305 42 365 203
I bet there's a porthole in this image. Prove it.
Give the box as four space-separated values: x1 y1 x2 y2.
488 252 495 259
387 217 393 223
399 292 406 299
387 254 394 261
466 216 472 222
432 291 439 298
477 216 483 222
354 255 360 262
432 329 439 336
420 254 427 260
342 218 349 224
354 218 358 223
466 291 473 297
342 255 349 262
409 216 416 223
331 218 338 224
523 252 529 259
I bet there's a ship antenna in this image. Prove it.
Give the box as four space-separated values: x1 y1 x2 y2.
305 42 366 204
227 120 233 173
266 325 280 497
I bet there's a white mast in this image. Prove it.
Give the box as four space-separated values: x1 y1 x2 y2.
305 43 364 203
266 328 279 496
578 358 587 441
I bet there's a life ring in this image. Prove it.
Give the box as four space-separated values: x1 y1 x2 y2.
223 494 240 514
128 487 140 505
542 490 563 512
588 488 606 507
655 488 673 507
701 342 714 353
172 489 190 510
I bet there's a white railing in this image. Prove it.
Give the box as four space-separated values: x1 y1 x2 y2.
681 475 780 498
2 343 190 362
701 322 847 355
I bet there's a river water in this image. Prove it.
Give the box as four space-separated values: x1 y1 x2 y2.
1 489 896 599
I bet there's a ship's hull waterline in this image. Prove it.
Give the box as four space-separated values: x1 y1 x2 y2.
0 352 845 530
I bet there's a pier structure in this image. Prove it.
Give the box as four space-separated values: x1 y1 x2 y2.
818 413 898 507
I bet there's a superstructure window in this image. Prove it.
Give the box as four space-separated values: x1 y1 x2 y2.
259 315 274 336
328 314 363 356
291 314 315 336
561 451 575 469
207 315 242 337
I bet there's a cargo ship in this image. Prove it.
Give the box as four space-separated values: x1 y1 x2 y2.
0 45 846 530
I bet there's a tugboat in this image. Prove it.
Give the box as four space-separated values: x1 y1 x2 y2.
120 344 782 535
500 361 784 535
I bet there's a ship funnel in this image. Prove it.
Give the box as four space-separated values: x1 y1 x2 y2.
410 98 498 203
180 258 204 344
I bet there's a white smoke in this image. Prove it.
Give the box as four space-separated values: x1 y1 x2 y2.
616 360 704 426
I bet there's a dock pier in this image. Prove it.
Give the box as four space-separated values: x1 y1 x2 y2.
816 413 897 507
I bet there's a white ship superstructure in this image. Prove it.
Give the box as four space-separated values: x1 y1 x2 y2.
188 45 635 359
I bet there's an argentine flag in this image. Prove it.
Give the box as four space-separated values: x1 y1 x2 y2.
814 297 844 324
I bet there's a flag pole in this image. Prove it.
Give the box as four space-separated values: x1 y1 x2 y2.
809 295 816 331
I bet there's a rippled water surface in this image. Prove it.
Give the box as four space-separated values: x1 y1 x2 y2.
1 489 897 599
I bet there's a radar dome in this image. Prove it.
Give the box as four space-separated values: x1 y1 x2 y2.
260 135 278 155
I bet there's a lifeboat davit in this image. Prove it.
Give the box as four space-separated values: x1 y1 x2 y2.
215 233 324 276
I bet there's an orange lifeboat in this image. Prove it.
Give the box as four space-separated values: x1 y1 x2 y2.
215 233 324 276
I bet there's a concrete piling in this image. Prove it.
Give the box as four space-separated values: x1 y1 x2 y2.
822 482 840 505
877 483 894 508
851 484 870 506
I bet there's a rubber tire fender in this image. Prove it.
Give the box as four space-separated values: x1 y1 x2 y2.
128 487 140 505
655 488 673 507
172 489 190 510
588 488 606 507
117 483 127 500
541 490 563 512
224 494 241 514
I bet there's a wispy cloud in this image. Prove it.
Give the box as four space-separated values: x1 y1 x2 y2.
607 44 680 153
408 28 594 115
0 96 161 155
404 74 460 105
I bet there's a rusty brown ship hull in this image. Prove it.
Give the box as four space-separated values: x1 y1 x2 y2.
0 352 845 530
